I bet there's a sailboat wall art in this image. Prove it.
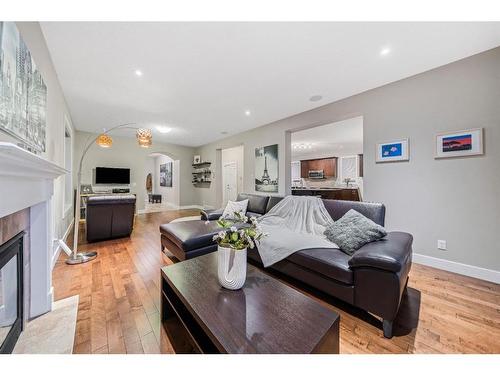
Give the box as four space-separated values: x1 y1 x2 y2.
376 138 409 163
255 144 278 192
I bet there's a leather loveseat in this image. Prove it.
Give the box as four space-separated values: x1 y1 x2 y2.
159 193 413 338
86 194 136 242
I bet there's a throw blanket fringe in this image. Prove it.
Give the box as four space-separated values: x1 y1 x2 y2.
256 196 338 267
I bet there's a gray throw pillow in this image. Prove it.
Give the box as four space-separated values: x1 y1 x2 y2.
324 209 387 255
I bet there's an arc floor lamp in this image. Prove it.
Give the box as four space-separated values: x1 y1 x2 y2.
60 123 153 265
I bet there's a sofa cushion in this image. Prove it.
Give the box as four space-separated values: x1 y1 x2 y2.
237 193 269 215
286 248 354 285
323 199 385 226
266 196 284 213
324 209 387 255
222 199 249 219
160 220 221 252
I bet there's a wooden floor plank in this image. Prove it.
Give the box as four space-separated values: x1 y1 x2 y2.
53 209 500 354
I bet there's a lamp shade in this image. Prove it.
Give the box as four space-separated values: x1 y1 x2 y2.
96 133 113 148
136 128 152 147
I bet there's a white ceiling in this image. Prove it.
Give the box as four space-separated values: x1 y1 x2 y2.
40 22 500 147
291 116 363 161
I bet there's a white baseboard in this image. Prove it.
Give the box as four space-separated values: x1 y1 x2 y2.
51 219 74 270
413 253 500 284
137 204 204 214
179 205 204 210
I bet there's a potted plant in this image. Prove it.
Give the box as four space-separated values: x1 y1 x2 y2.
211 212 266 290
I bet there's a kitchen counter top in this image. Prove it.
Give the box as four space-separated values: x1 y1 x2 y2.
291 187 358 191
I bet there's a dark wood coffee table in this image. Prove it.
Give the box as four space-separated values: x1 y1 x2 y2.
160 252 340 353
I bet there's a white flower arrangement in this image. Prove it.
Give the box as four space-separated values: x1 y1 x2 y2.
212 211 266 250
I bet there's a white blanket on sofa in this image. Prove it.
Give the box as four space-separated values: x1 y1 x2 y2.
256 196 338 267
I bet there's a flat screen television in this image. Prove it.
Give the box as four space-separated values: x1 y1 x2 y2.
95 167 130 185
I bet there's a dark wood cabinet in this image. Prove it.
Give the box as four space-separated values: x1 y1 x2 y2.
292 188 360 201
300 157 337 178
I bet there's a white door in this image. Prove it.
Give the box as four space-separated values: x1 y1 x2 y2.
223 162 238 205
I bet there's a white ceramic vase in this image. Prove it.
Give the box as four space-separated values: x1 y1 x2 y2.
217 245 247 290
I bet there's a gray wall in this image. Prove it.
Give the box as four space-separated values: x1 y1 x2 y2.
0 23 76 261
74 131 197 210
195 47 500 272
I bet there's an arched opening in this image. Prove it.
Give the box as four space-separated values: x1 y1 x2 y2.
142 152 181 213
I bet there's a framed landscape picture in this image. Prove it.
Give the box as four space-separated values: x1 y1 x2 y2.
160 162 173 187
255 144 278 193
435 128 484 159
376 139 409 163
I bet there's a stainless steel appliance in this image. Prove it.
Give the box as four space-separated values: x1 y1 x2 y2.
308 170 325 179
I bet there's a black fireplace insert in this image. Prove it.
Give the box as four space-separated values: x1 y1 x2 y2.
0 232 24 354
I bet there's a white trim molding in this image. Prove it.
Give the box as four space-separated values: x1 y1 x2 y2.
413 253 500 284
51 219 74 269
137 204 205 214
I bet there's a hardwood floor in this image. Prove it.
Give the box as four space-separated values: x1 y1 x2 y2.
53 210 500 354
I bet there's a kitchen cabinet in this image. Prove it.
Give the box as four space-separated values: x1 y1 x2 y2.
291 188 360 201
300 157 337 178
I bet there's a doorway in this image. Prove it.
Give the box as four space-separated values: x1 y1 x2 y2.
220 145 244 206
142 152 181 213
290 116 364 200
223 162 238 205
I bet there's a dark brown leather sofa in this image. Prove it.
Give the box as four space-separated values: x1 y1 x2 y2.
86 194 136 242
159 193 413 338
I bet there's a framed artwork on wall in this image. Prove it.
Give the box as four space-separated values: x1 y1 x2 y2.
435 128 484 159
255 144 278 193
0 22 47 154
160 162 173 187
376 139 409 163
193 155 201 164
81 184 93 194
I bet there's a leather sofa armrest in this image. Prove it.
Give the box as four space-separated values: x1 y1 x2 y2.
201 208 223 221
348 232 413 273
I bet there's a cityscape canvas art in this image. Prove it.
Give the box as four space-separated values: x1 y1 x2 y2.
160 162 173 187
0 22 47 153
376 139 409 163
255 144 278 192
435 128 483 159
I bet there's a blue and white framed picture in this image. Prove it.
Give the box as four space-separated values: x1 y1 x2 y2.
376 138 409 163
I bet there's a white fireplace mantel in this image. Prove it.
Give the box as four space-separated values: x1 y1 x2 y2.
0 142 68 318
0 142 67 219
0 141 67 178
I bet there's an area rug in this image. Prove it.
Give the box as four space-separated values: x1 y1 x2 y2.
13 295 79 354
141 202 179 214
170 215 202 223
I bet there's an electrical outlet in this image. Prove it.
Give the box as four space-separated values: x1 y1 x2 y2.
437 240 447 250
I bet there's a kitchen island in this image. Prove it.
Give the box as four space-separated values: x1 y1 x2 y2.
291 187 361 201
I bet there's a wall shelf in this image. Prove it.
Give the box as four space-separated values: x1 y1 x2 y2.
192 160 212 186
192 162 212 167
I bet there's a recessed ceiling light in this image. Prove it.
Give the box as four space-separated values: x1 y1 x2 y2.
244 110 251 116
134 69 143 76
380 47 391 56
292 143 313 150
309 95 323 102
156 126 171 134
